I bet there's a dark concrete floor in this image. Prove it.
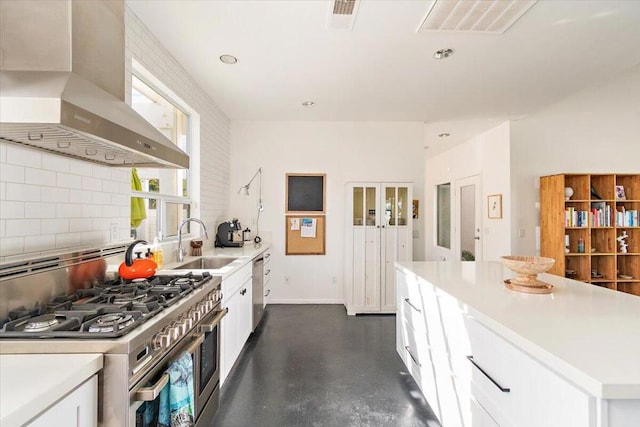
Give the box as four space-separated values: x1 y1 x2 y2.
211 304 442 427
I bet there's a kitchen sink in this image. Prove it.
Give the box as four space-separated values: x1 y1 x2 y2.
173 257 238 270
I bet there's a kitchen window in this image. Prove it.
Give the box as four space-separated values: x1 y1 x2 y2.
130 68 195 241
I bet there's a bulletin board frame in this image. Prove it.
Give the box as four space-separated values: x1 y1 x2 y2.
285 215 326 255
286 173 326 214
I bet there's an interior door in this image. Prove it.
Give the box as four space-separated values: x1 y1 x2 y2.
456 175 482 262
381 184 410 311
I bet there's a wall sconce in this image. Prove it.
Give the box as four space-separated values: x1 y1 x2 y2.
238 167 263 243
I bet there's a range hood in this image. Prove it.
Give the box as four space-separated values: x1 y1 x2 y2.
0 0 189 168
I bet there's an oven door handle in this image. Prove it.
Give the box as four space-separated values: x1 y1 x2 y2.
200 307 229 333
134 334 205 401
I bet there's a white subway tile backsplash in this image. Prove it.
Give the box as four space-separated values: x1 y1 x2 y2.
5 219 41 237
111 168 130 182
0 236 24 257
0 182 5 200
111 193 129 206
103 179 125 193
70 159 94 177
82 230 104 246
0 142 6 162
0 219 5 237
24 202 53 219
55 232 83 249
70 218 94 232
92 218 110 231
57 203 82 218
0 201 25 219
6 183 41 201
100 205 119 218
0 163 25 183
42 153 70 173
92 191 110 205
92 166 112 180
82 176 103 191
70 189 94 204
24 168 57 186
41 188 70 203
6 145 42 168
25 234 56 253
57 172 83 189
42 219 69 234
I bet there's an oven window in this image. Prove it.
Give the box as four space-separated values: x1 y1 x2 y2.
200 324 218 393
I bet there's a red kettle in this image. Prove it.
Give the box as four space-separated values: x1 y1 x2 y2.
118 240 157 280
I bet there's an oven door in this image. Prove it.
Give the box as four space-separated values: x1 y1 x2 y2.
194 307 228 422
130 332 203 427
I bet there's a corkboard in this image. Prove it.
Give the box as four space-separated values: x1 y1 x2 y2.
285 215 325 255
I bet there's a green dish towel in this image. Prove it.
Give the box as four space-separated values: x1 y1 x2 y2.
131 168 146 228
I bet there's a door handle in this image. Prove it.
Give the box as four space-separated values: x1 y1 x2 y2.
474 236 480 240
404 298 422 313
467 356 510 393
200 308 228 332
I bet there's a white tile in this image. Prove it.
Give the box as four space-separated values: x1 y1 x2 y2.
57 203 82 218
111 193 129 206
92 165 112 180
0 182 5 200
5 145 42 168
82 176 103 191
111 168 130 182
92 218 109 231
6 183 41 201
101 205 119 218
55 232 83 249
69 159 93 177
92 191 111 205
42 153 70 173
103 179 125 193
5 219 41 237
0 163 25 183
82 205 101 218
57 172 83 189
41 188 70 203
120 182 131 193
81 230 105 246
0 201 25 219
0 142 6 162
42 218 69 234
24 202 53 219
70 218 93 233
24 167 57 186
69 189 93 204
25 234 56 253
0 219 5 237
0 236 24 257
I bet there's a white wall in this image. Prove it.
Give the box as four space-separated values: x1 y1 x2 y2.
510 65 640 256
229 121 425 303
424 122 511 262
0 8 231 262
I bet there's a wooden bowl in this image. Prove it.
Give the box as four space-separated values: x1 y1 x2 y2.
501 255 555 293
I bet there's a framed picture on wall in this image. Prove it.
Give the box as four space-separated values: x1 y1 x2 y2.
286 173 326 213
488 194 502 219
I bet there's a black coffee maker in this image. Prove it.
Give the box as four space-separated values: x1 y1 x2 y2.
215 219 244 247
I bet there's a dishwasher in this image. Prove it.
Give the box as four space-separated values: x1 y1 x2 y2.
252 256 264 330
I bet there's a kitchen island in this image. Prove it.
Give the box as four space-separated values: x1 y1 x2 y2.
395 261 640 427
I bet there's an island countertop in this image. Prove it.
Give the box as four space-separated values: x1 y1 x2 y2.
395 261 640 399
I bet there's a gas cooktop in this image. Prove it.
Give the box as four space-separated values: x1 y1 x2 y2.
0 272 213 339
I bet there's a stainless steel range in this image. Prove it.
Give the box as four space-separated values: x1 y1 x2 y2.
0 245 226 427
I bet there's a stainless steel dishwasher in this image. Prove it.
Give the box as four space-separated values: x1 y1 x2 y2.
252 256 264 330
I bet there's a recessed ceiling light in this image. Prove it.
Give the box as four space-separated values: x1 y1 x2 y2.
438 133 450 138
302 101 315 107
219 54 238 64
433 48 454 59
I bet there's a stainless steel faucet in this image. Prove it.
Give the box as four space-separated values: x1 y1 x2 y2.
177 218 209 263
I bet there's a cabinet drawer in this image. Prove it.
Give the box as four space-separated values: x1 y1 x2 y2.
222 262 252 300
466 317 591 427
396 270 427 334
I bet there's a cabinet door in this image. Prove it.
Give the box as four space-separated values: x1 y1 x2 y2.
350 185 381 310
237 279 253 347
27 375 98 427
221 289 239 385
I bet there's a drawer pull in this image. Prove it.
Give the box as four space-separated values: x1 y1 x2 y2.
265 269 271 276
467 355 510 393
404 346 422 368
404 298 422 313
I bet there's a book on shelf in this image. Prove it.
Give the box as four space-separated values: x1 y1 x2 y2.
590 203 612 227
615 207 639 227
565 207 589 227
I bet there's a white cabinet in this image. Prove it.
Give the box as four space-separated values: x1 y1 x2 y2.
263 248 272 307
221 262 253 385
345 182 412 315
27 375 97 427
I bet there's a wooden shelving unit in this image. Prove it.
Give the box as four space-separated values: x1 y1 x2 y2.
540 173 640 296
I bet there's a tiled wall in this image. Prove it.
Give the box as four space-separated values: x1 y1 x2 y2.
0 7 231 262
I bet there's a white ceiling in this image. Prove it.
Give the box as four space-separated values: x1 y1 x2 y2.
127 0 640 148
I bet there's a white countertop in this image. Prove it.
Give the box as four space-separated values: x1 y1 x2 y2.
159 242 271 279
0 353 103 426
396 261 640 399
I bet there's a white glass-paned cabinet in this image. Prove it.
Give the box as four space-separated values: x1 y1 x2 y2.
344 182 413 315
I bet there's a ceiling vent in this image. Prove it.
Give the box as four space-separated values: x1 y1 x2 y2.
418 0 538 34
327 0 360 30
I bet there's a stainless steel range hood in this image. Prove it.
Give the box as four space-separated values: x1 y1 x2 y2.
0 0 189 168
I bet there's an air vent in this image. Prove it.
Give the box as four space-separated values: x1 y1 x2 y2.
418 0 538 34
327 0 360 30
